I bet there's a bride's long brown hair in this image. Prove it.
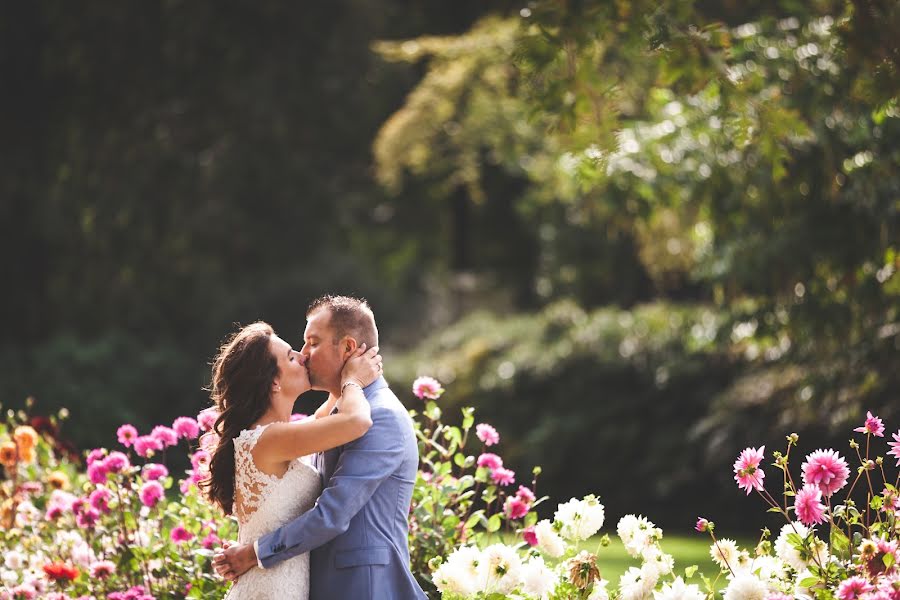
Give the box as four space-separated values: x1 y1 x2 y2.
201 322 279 515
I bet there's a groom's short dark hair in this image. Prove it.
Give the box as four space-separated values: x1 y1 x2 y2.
307 295 378 348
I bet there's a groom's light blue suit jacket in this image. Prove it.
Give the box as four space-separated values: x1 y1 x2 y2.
256 377 426 600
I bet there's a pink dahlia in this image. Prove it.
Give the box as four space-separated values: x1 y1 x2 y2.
515 485 536 505
104 451 130 473
89 487 112 513
139 480 164 508
172 417 200 440
170 525 195 544
491 467 516 486
197 408 219 431
802 448 850 497
87 461 108 485
504 496 529 519
86 448 106 466
117 424 138 448
202 532 221 550
75 507 100 528
151 426 178 448
695 517 709 532
854 411 885 437
90 560 115 579
523 525 538 547
190 449 211 471
412 376 444 400
133 435 163 458
142 463 169 481
733 446 766 495
476 423 500 446
795 484 827 525
837 576 874 600
477 452 503 470
888 430 900 467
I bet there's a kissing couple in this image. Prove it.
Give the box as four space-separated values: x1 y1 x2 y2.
207 295 427 599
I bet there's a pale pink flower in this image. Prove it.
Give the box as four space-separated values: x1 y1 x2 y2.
764 594 793 600
199 430 219 451
197 408 219 431
191 449 211 472
854 411 885 437
733 446 766 494
477 453 503 470
476 423 500 446
142 463 169 481
133 435 163 458
504 496 529 519
117 424 138 447
523 525 538 547
883 487 900 512
802 448 850 497
103 451 130 473
170 525 195 544
516 486 536 505
695 517 709 532
412 376 444 400
90 560 115 579
837 576 873 600
86 448 106 466
172 417 200 440
290 413 308 422
888 430 900 467
795 484 827 525
151 425 178 448
139 481 164 508
491 467 515 486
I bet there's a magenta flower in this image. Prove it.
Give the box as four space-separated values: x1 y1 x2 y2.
412 376 445 400
888 430 900 467
523 525 538 547
802 448 850 497
139 480 164 508
142 463 169 481
695 517 709 532
172 417 200 440
202 532 221 549
837 576 874 600
90 560 115 579
515 485 535 505
104 451 130 473
733 446 766 495
794 484 827 525
854 411 885 437
86 448 106 466
134 435 163 458
491 467 515 486
170 525 195 544
151 425 178 448
89 487 112 513
504 496 529 519
197 408 219 431
117 424 138 448
87 461 109 485
476 423 500 446
477 453 503 470
191 449 211 472
75 507 100 528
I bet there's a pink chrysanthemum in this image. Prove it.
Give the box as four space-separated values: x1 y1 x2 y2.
854 411 885 437
412 376 444 400
89 487 112 513
837 576 874 600
733 446 766 495
116 424 138 448
133 435 163 458
523 525 538 547
87 461 108 485
504 496 529 519
170 525 195 544
802 448 850 497
197 408 219 431
139 480 164 508
515 485 536 505
476 423 500 446
151 425 178 448
888 430 900 467
104 451 130 473
477 453 503 470
90 560 115 579
172 417 200 440
491 467 516 486
795 484 827 525
142 463 169 481
86 448 106 466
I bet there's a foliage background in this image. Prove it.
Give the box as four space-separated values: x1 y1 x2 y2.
1 0 897 531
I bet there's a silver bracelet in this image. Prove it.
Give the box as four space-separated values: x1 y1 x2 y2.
341 380 363 394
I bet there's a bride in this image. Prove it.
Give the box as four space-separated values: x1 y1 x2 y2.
200 321 381 599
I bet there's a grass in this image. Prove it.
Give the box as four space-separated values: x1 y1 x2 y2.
580 533 722 585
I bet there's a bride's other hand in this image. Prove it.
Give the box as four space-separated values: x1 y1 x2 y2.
341 343 382 388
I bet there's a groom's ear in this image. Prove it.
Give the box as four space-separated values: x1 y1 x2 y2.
340 336 358 358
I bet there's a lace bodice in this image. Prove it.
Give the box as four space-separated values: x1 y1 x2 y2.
225 423 322 600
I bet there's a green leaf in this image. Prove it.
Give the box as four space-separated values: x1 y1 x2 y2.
684 565 699 578
487 513 502 533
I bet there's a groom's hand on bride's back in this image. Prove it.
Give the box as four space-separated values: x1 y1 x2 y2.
213 541 257 581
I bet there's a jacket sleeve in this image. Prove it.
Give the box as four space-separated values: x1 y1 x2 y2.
255 404 406 567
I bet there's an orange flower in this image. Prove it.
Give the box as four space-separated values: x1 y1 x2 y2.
13 426 39 451
0 441 17 468
48 470 70 490
42 561 80 582
18 444 35 465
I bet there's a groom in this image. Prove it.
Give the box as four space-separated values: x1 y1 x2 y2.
214 295 426 599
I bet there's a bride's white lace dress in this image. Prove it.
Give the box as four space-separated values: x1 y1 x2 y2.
224 423 322 600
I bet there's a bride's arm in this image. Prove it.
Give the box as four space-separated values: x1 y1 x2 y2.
313 394 339 419
254 345 379 462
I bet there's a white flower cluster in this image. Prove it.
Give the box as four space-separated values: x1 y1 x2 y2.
554 494 606 541
616 515 678 600
1 545 50 595
432 544 554 599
